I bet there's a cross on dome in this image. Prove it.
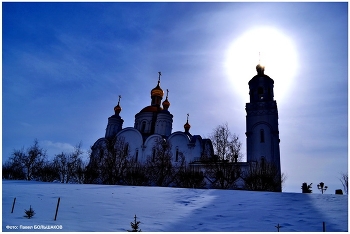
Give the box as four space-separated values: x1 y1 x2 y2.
114 94 122 115
158 71 161 82
184 113 191 133
162 88 170 110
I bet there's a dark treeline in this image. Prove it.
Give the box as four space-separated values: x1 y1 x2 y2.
3 139 86 183
3 137 283 192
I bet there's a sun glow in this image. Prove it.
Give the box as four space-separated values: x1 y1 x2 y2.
225 27 298 103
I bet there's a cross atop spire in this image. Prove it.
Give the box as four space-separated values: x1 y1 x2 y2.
158 71 162 82
114 94 122 115
166 89 169 99
184 113 191 133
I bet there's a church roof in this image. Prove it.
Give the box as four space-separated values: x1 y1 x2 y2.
139 105 163 113
249 64 274 85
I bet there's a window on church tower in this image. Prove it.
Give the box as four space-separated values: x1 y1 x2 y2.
141 121 146 133
260 129 265 143
175 148 179 162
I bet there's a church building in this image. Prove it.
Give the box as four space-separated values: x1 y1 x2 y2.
89 65 281 191
91 72 214 166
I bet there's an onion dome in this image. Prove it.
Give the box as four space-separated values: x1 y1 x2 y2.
114 95 122 115
151 82 164 97
162 98 170 110
184 114 191 132
151 72 164 98
162 89 170 110
256 64 265 75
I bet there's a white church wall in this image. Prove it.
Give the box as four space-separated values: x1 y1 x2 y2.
191 137 203 162
168 132 193 163
143 134 163 162
117 127 144 162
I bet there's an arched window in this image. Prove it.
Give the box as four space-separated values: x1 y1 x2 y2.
152 148 156 162
260 129 265 143
141 121 146 133
175 148 179 162
135 149 139 162
258 87 264 100
124 143 129 156
261 156 265 168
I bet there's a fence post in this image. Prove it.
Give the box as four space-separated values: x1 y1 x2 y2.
11 197 16 213
323 221 326 232
54 197 61 221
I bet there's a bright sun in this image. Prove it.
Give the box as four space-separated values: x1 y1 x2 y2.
225 27 298 103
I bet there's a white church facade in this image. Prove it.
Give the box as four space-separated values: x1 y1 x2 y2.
89 65 281 191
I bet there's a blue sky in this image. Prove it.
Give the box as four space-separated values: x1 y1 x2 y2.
2 2 348 193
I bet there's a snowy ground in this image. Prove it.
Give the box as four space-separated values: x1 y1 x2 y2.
2 180 348 232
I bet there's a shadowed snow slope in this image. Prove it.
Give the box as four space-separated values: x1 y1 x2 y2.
2 180 348 232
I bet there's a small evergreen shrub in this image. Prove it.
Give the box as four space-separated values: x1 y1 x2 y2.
128 214 141 232
24 205 35 219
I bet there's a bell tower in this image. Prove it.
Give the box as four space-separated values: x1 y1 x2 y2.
245 64 281 190
105 95 124 139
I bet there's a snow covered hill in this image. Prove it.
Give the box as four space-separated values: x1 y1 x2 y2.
2 180 348 232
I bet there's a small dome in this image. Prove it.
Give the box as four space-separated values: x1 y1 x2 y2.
184 120 191 132
162 98 170 110
114 104 121 115
162 89 170 110
151 81 164 98
114 95 122 115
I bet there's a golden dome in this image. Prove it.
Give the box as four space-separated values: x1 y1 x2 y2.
256 64 265 75
151 81 164 97
114 95 122 115
162 89 170 110
184 114 191 132
162 98 170 110
184 120 191 132
114 104 121 115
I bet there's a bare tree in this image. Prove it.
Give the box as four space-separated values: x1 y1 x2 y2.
53 152 68 183
124 161 148 186
7 140 47 181
174 166 207 188
2 157 26 180
209 122 243 162
204 123 243 189
86 136 131 185
53 143 85 183
339 172 348 194
145 138 186 187
36 160 60 182
241 159 284 192
203 156 242 189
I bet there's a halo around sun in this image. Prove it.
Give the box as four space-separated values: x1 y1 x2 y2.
225 26 298 103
